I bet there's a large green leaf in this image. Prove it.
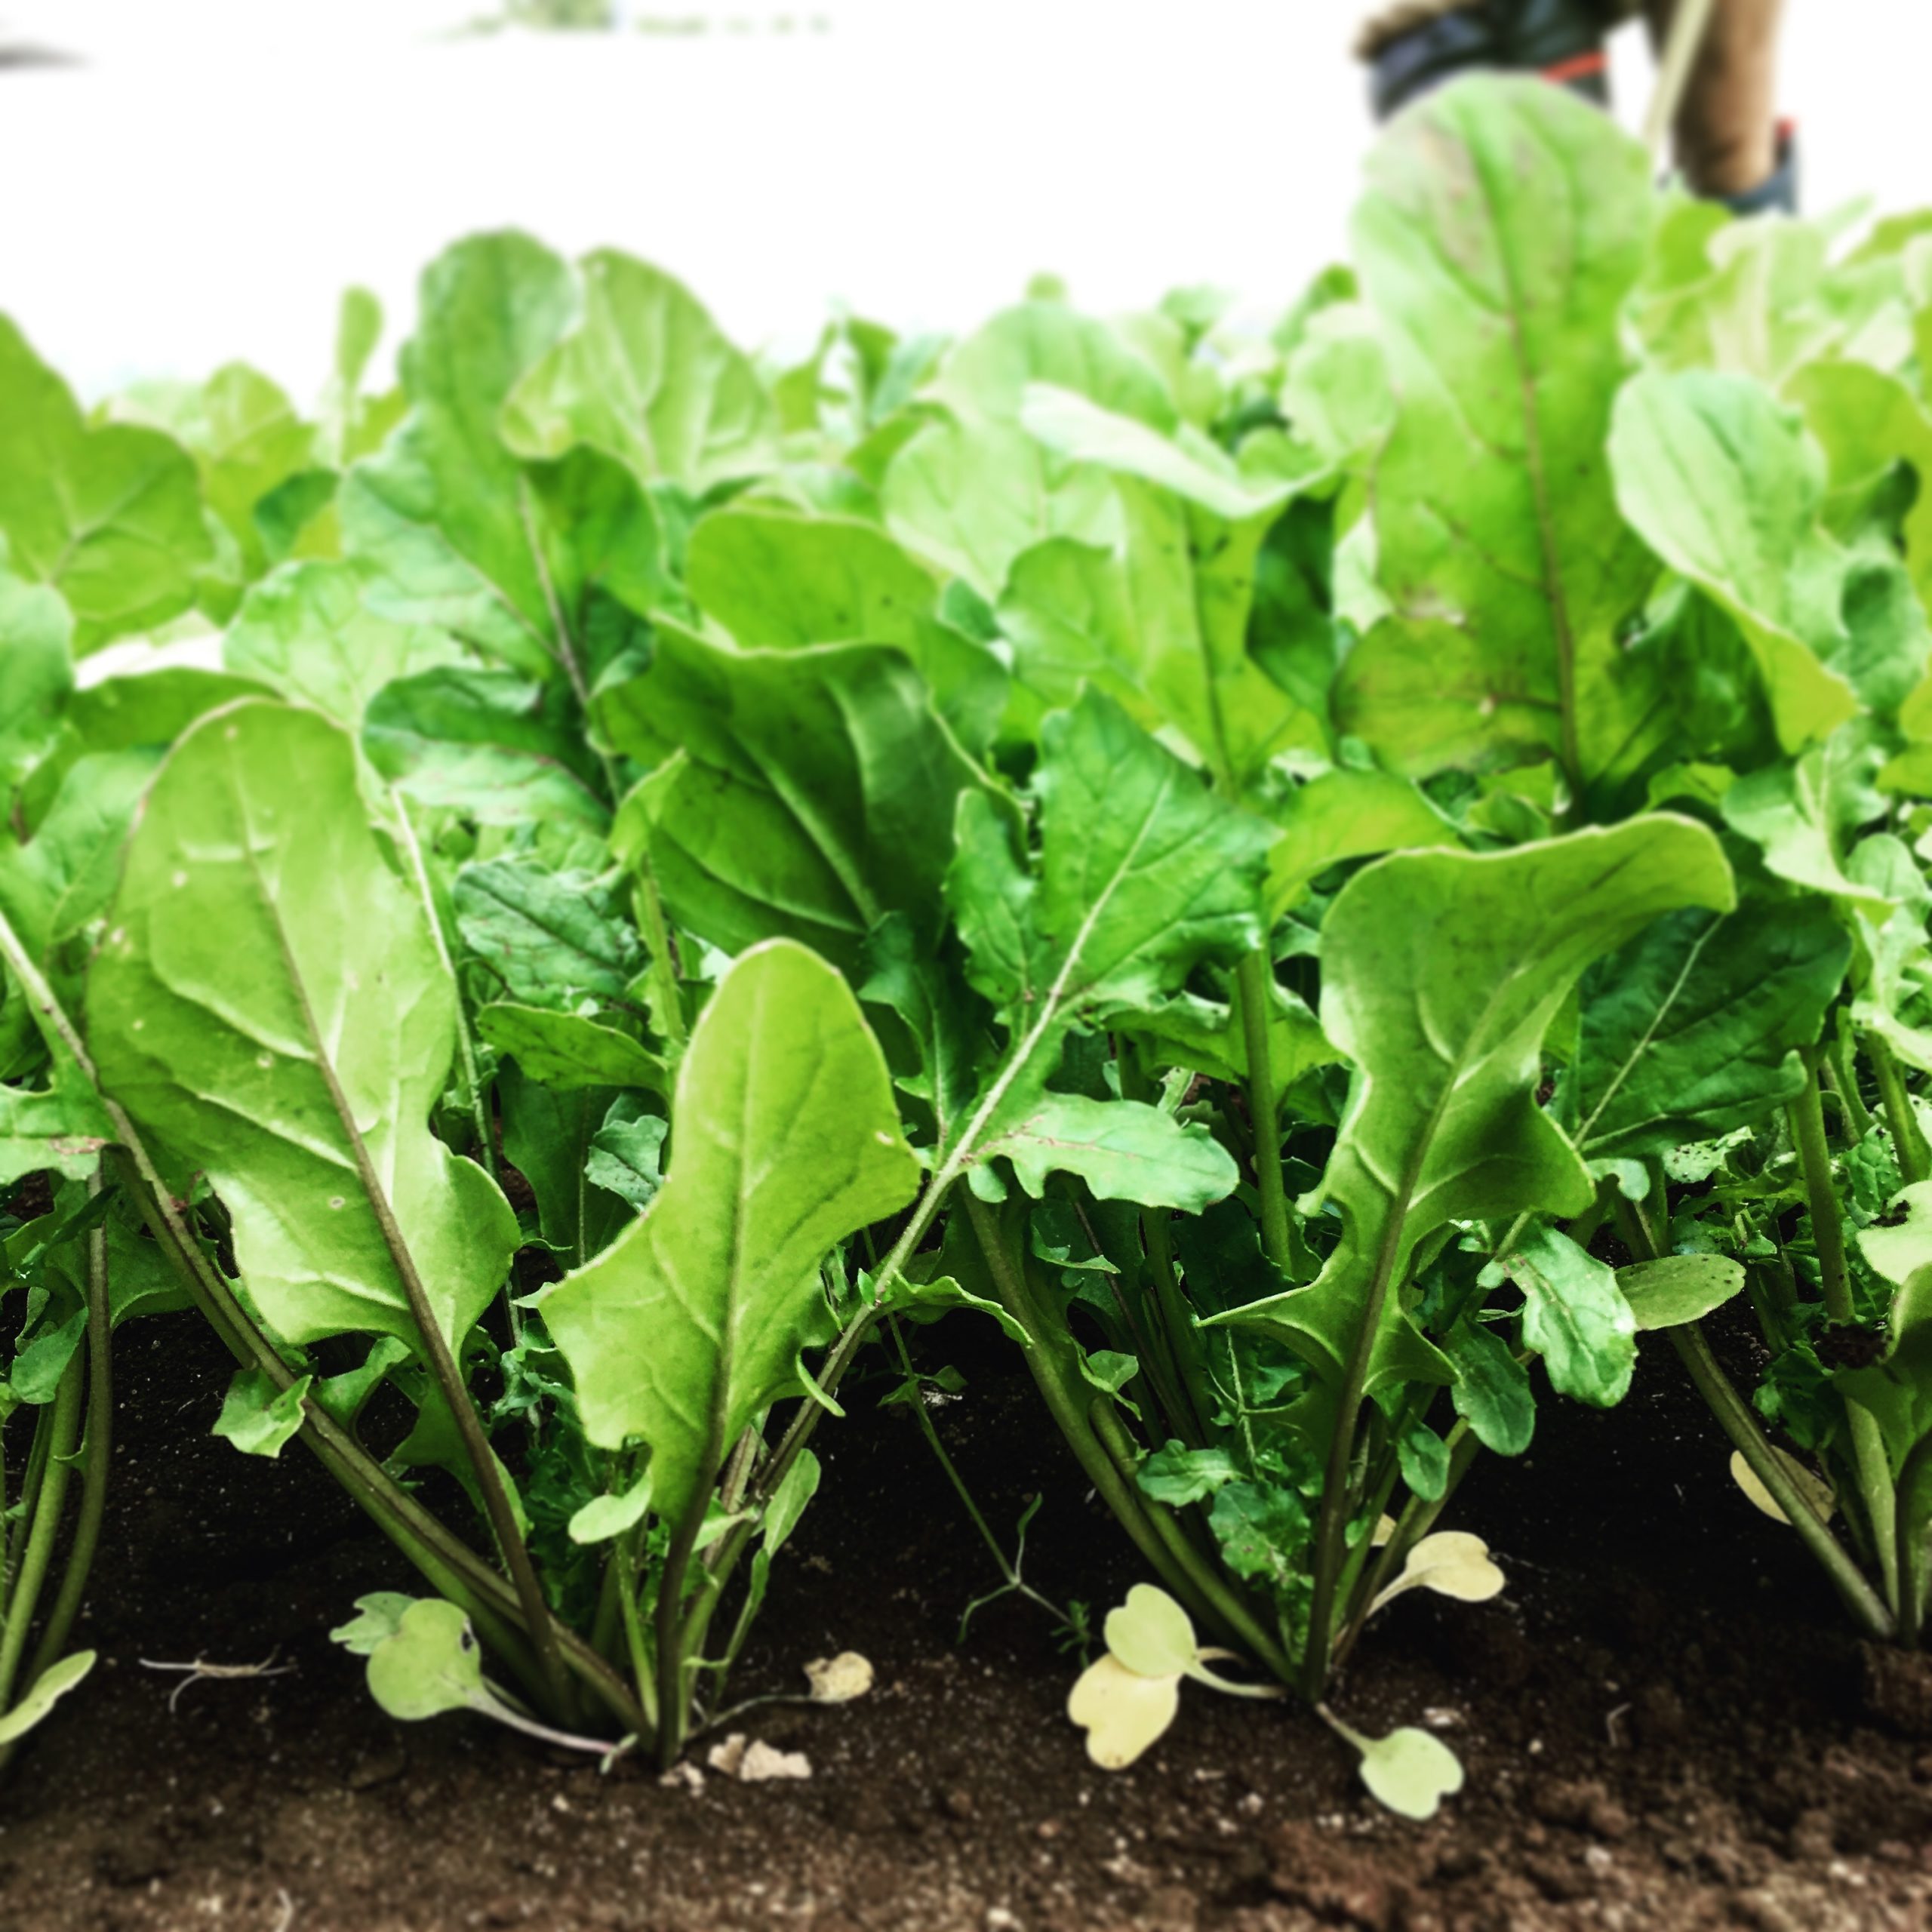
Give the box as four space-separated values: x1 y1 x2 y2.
112 363 317 585
0 316 212 651
1218 819 1735 1401
942 691 1275 1200
684 504 1004 749
223 560 460 728
1337 78 1659 792
87 700 518 1351
501 251 777 491
1609 370 1858 752
0 558 73 810
1500 1226 1635 1407
537 940 918 1521
998 392 1321 785
1569 901 1850 1161
363 669 609 830
880 303 1161 597
341 232 577 680
453 858 641 1008
601 629 1003 984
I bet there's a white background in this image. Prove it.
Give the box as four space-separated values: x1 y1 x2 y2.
2 2 1928 400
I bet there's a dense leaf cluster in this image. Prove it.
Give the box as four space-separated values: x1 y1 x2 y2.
7 76 1932 1794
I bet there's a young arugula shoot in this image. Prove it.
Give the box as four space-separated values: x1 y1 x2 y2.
1067 1585 1281 1770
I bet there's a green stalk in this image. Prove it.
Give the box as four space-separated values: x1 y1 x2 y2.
4 1407 51 1615
1232 950 1291 1273
1894 1430 1932 1648
961 1194 1237 1650
1824 1031 1875 1143
1143 1206 1213 1443
1672 1322 1894 1640
1789 1059 1899 1608
1085 1397 1296 1682
22 1169 113 1694
0 1351 82 1720
1867 1032 1929 1186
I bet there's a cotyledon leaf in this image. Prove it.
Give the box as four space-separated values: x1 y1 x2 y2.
535 940 920 1524
87 700 519 1352
1214 819 1736 1403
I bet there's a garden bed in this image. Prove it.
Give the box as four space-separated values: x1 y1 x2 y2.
8 1309 1930 1932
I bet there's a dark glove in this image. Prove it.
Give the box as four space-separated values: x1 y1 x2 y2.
1367 0 1616 122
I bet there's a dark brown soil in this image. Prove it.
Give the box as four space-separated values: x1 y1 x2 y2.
5 1308 1932 1932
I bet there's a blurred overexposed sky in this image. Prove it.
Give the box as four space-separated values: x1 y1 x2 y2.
3 2 1929 400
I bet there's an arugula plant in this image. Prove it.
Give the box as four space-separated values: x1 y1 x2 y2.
8 67 1932 1808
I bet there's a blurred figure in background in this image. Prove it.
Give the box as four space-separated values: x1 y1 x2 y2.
1358 2 1794 214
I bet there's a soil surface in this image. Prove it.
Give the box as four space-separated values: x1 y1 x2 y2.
5 1307 1932 1932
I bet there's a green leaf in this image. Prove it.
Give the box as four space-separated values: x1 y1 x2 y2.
585 1101 666 1211
211 1367 312 1458
1217 820 1734 1405
1264 768 1457 920
342 232 577 678
1137 1441 1240 1507
1570 902 1850 1162
568 1469 653 1545
330 1592 417 1656
1610 370 1857 753
985 1092 1238 1212
1209 1480 1312 1586
950 690 1272 1027
0 1650 95 1747
762 1446 821 1558
502 250 778 492
364 668 610 830
537 940 920 1522
0 316 212 651
364 1597 488 1721
1503 1226 1635 1407
685 505 1004 752
1617 1255 1746 1331
114 363 316 585
453 858 640 1007
0 561 73 808
996 473 1321 787
878 1269 1030 1347
1351 1724 1466 1821
0 986 113 1189
1395 1419 1450 1501
223 560 461 728
881 303 1161 597
477 1004 666 1095
1103 1582 1197 1678
63 639 271 755
1442 1318 1535 1457
602 629 1005 984
1340 78 1658 789
495 1063 624 1265
88 700 520 1352
1786 359 1932 623
1720 746 1892 914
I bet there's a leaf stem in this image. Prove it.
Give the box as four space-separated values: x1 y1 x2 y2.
1790 1056 1898 1607
0 1349 82 1721
1232 950 1292 1273
1867 1032 1929 1186
1671 1319 1894 1640
0 908 641 1737
21 1166 114 1696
